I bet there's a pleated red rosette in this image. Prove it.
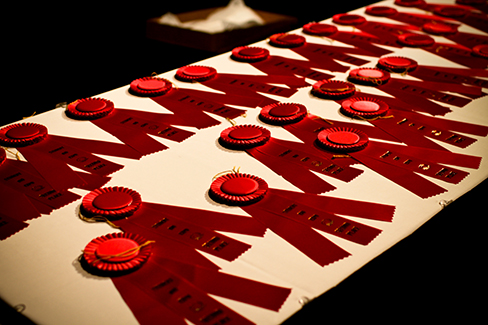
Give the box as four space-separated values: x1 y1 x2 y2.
209 173 268 206
129 77 173 97
317 127 369 153
311 80 356 99
422 22 458 35
219 124 271 150
258 103 307 125
269 33 306 48
302 22 338 36
365 6 398 16
377 56 418 73
0 122 48 147
348 68 391 86
66 97 115 120
398 33 436 47
174 65 217 82
231 46 270 62
472 44 488 58
332 13 367 25
340 97 390 119
81 187 142 220
82 232 153 274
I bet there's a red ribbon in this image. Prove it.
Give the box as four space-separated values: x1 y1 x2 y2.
239 187 394 266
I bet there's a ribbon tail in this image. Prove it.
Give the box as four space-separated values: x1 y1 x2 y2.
242 204 350 267
247 147 336 194
351 151 447 199
152 258 291 312
268 188 395 222
111 275 188 325
18 145 87 191
143 202 266 237
92 117 168 156
0 212 29 241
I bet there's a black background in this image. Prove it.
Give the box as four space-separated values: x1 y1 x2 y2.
2 1 486 324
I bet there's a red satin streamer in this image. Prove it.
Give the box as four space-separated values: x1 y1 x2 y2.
0 149 82 239
0 212 29 240
208 173 395 266
332 13 488 68
302 22 395 57
345 67 482 116
395 0 488 33
284 120 482 198
376 56 488 89
0 123 120 192
333 93 488 151
365 5 488 49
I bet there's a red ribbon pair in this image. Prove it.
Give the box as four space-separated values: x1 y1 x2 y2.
0 122 122 192
209 172 395 266
332 13 488 69
0 148 82 239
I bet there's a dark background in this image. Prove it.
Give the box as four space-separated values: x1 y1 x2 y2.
3 1 486 324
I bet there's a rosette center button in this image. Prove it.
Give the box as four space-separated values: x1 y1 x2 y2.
221 178 259 196
229 128 263 140
327 131 360 145
6 125 40 139
95 238 140 262
76 100 107 112
351 101 381 112
92 192 134 211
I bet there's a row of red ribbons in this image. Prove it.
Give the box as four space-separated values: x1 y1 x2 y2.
1 1 488 324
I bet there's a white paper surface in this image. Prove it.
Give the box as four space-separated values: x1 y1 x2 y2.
1 0 487 324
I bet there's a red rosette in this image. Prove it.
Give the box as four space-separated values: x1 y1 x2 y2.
0 122 48 147
422 22 458 35
311 80 356 99
302 23 338 36
231 46 270 62
365 6 398 16
269 33 306 48
317 127 369 153
472 44 488 58
340 97 390 119
332 13 366 26
129 77 173 96
66 98 115 120
82 232 152 274
174 65 217 82
377 56 418 73
394 0 426 7
397 33 435 47
348 68 391 86
81 187 142 220
219 125 271 150
433 6 468 18
259 103 307 125
209 173 268 206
